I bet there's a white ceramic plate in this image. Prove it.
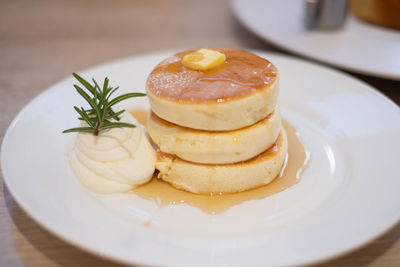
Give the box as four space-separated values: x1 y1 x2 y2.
232 0 400 81
2 51 400 266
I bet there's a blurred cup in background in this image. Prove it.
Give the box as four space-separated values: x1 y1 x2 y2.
305 0 348 30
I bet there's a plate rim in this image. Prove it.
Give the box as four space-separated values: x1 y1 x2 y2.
2 49 400 266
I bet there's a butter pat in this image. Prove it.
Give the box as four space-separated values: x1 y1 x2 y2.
182 48 226 71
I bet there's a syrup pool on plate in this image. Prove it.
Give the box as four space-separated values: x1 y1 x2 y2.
130 109 309 214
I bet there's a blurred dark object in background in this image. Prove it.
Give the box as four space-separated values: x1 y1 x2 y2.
305 0 348 30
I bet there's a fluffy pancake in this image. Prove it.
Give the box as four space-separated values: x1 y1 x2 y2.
146 48 279 131
155 128 288 194
147 107 281 164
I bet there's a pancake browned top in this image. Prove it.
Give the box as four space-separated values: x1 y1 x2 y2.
146 48 278 103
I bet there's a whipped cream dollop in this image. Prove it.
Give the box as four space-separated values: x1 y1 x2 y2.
69 112 156 193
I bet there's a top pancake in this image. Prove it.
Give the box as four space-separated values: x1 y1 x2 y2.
147 48 278 103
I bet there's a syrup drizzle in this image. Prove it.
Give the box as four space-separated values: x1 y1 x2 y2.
129 110 310 215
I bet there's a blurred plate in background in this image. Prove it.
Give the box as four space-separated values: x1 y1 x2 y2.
232 0 400 81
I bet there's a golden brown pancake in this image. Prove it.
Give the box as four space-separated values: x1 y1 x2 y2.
147 107 281 164
155 128 288 194
146 48 279 131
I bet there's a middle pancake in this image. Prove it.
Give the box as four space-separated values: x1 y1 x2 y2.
147 107 281 164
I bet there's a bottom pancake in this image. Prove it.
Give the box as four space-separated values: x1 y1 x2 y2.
155 127 288 194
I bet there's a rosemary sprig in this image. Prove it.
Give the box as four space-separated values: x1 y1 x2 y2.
63 73 146 136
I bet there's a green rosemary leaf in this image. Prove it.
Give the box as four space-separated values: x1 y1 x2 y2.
74 85 101 119
73 106 89 124
62 126 94 134
100 85 114 122
107 92 146 108
92 78 102 95
106 109 125 120
86 109 96 116
103 77 109 96
93 80 99 105
98 78 109 108
77 117 96 123
72 73 96 96
101 122 136 130
75 106 95 128
64 74 145 135
106 86 120 102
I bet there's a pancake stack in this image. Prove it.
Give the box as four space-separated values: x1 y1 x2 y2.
146 48 287 194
